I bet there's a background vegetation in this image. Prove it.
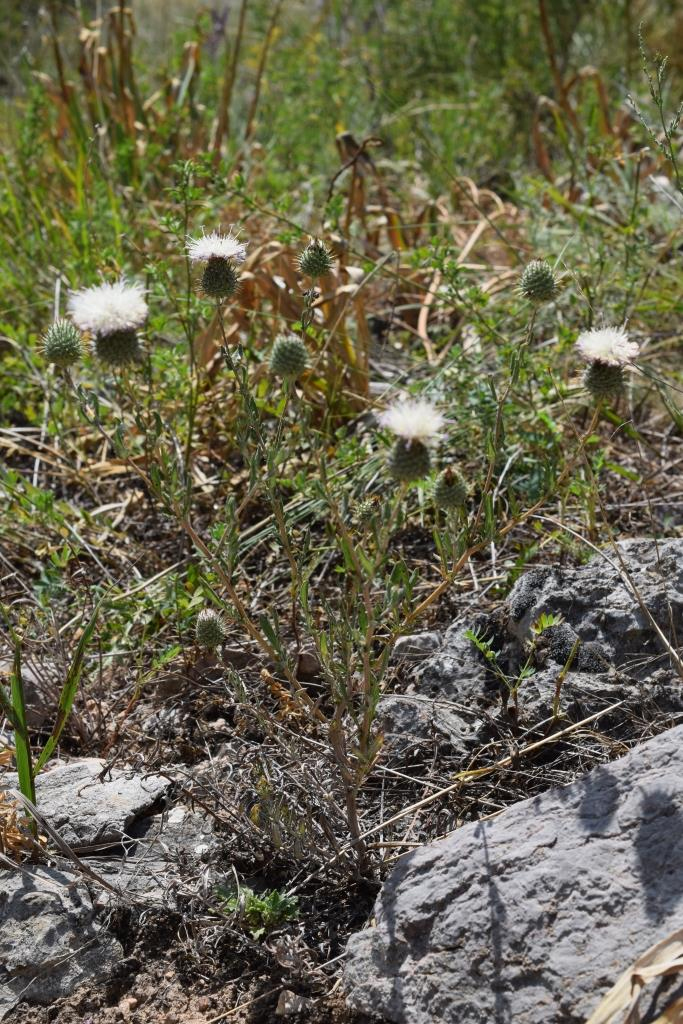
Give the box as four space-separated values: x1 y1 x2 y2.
1 0 682 1019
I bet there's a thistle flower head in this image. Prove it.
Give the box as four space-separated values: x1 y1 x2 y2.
43 319 83 368
297 239 334 279
388 439 432 481
433 467 468 510
575 325 639 367
68 280 148 335
195 608 226 649
520 259 557 304
352 496 380 526
270 335 308 378
378 398 445 442
201 258 239 299
187 231 247 265
94 329 141 366
583 361 624 399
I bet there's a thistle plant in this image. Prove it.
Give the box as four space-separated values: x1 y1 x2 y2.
68 280 148 367
575 325 639 399
433 466 468 510
379 398 445 482
629 29 683 196
297 239 334 280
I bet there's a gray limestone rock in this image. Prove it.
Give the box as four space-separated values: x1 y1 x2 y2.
415 623 496 704
0 759 171 851
92 805 218 902
506 538 683 674
0 866 122 1019
345 724 683 1024
403 540 683 746
377 695 482 759
392 632 442 660
0 769 215 1017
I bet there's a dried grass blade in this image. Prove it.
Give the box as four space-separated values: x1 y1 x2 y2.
585 930 683 1024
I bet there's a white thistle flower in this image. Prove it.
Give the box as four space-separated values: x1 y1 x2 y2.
186 231 247 264
68 280 148 334
575 326 639 367
379 398 445 441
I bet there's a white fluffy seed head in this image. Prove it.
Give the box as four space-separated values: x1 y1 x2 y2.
575 325 639 367
378 398 445 441
68 280 148 334
186 230 247 264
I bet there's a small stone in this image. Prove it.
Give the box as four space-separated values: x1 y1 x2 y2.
393 632 441 658
276 990 314 1016
0 759 171 849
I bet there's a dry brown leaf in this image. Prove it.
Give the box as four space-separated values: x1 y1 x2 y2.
586 930 683 1024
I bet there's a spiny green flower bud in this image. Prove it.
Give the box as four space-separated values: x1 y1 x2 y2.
352 496 380 526
43 319 83 368
433 467 468 510
195 608 226 649
94 329 141 366
388 439 431 482
270 335 308 378
201 256 239 299
583 360 624 398
297 239 334 279
520 259 557 304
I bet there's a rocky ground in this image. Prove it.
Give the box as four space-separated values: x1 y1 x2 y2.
4 537 683 1022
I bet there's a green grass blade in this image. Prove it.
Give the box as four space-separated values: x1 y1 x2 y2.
9 641 36 809
33 599 103 774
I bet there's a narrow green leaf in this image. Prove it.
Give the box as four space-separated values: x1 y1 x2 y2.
34 597 103 774
9 641 36 811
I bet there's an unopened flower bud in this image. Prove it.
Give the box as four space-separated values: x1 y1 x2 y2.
270 335 308 378
196 609 226 649
43 319 82 368
433 467 468 510
297 240 334 279
520 259 557 304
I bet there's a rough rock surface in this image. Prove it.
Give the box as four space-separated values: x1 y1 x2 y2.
392 632 442 660
505 538 683 671
0 866 123 1018
0 762 211 1018
346 724 683 1023
376 695 481 759
388 539 683 761
1 758 171 850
